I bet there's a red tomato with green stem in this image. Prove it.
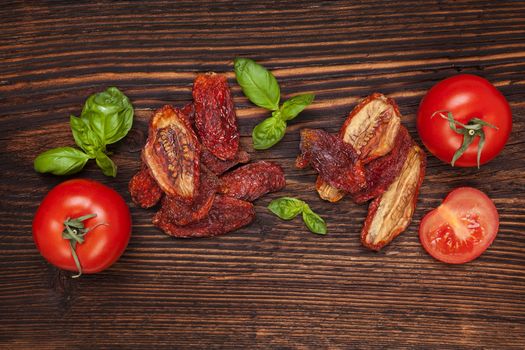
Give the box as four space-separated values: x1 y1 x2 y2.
419 187 499 264
417 74 512 167
33 179 131 277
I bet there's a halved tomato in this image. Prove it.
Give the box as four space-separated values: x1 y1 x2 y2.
419 187 499 264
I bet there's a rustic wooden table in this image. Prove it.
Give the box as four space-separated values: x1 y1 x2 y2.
1 1 524 349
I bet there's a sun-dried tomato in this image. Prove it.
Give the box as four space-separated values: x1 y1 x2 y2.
315 177 345 203
296 128 366 193
339 93 401 163
317 93 402 202
361 145 426 251
180 102 195 129
352 126 412 204
218 161 285 201
154 195 255 238
153 166 219 226
201 147 250 176
193 73 239 160
129 164 163 208
142 105 201 200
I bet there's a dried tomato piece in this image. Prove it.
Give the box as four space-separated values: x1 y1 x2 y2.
129 164 163 208
218 161 286 201
201 147 250 176
153 166 219 226
340 93 401 163
193 72 239 160
180 102 195 129
316 177 345 203
154 195 255 238
361 145 426 251
352 126 412 204
143 105 201 200
296 128 366 193
317 93 402 202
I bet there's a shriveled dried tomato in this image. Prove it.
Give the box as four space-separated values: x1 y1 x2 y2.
339 93 401 163
352 126 412 204
193 73 239 160
296 128 366 194
154 195 255 238
317 93 401 202
129 164 163 208
219 161 286 201
180 102 195 129
315 177 345 203
142 105 201 200
201 147 250 176
153 166 219 226
361 145 426 251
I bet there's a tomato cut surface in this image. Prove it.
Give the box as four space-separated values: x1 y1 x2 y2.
419 187 499 264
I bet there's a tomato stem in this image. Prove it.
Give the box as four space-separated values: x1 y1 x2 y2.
431 111 498 168
62 213 97 278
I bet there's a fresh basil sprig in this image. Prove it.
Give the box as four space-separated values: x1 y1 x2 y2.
234 58 314 150
34 87 133 177
268 197 327 235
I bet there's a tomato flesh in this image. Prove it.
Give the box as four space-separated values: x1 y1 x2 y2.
419 187 498 264
427 213 484 256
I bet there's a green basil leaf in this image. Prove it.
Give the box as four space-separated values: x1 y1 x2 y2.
81 87 134 145
70 115 103 157
234 58 280 111
280 93 315 121
252 116 286 150
95 151 117 177
268 197 305 220
302 205 327 235
34 147 89 176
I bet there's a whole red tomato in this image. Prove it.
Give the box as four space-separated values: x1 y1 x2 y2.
33 179 131 277
417 74 512 167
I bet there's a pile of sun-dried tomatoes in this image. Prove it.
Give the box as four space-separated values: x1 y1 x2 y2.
130 73 426 250
129 73 285 237
296 93 426 250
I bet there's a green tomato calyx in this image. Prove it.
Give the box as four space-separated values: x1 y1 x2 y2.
432 110 498 168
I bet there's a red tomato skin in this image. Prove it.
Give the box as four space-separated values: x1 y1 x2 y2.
419 187 499 264
417 74 512 167
33 179 131 274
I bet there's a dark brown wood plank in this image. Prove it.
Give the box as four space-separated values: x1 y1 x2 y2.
0 0 524 348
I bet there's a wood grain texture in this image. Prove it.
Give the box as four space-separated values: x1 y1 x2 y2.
1 0 524 348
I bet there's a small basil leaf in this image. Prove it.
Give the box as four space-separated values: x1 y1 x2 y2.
81 87 134 145
268 197 305 220
280 93 315 121
252 116 286 150
34 147 89 176
95 151 117 177
302 205 327 235
234 58 280 111
70 115 103 157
